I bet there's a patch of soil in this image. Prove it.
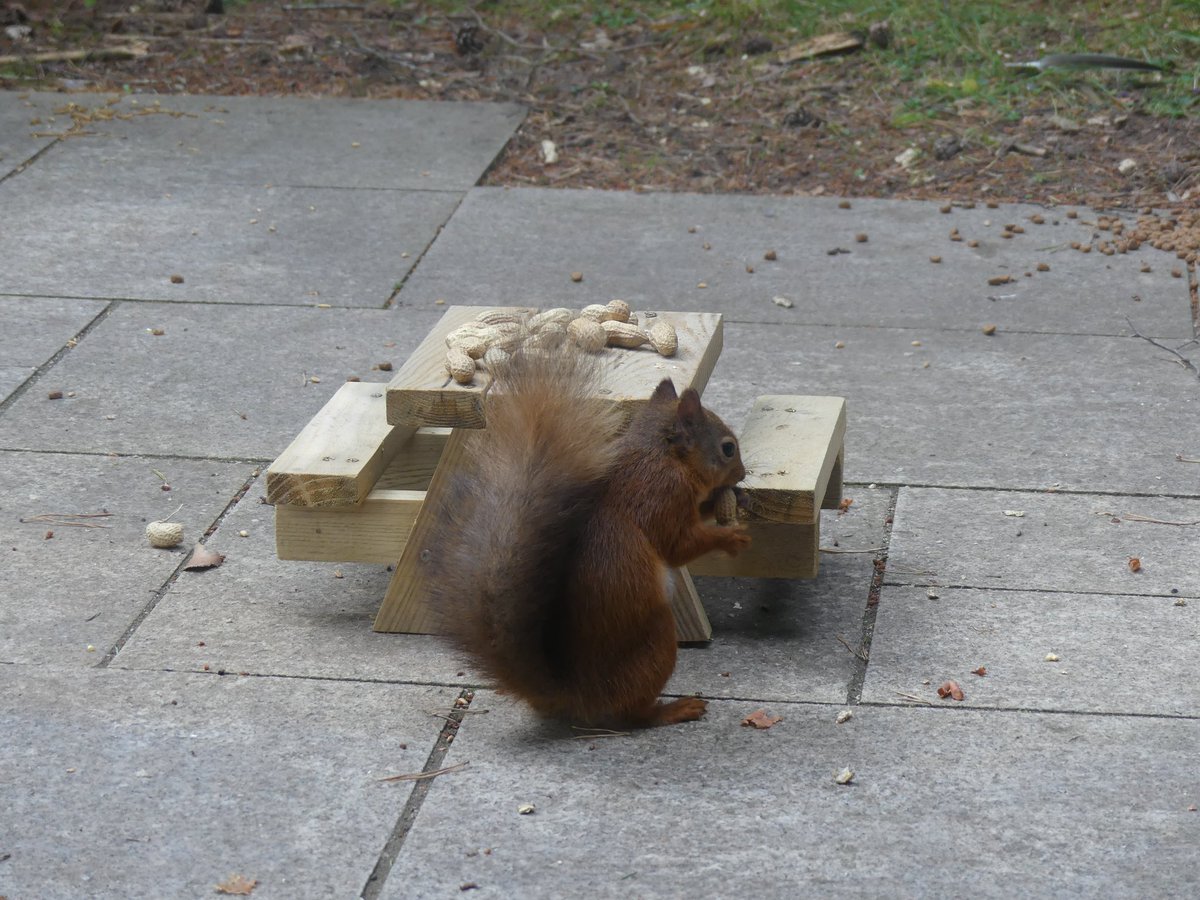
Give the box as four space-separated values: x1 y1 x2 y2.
2 1 1198 212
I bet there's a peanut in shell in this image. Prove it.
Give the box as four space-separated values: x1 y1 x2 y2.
600 320 650 349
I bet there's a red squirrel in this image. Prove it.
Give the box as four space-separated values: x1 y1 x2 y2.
421 339 749 728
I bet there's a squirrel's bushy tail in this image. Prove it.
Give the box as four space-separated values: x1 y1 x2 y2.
421 342 624 690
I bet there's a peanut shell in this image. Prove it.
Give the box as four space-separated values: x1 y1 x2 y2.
146 521 184 548
567 317 606 352
528 307 574 332
601 320 649 349
580 303 618 323
605 299 631 323
445 347 476 384
714 488 738 525
647 321 678 357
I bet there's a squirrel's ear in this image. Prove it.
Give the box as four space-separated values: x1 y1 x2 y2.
676 388 704 426
651 379 678 403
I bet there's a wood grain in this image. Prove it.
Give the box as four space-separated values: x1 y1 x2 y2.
385 306 725 428
266 382 416 508
737 395 846 525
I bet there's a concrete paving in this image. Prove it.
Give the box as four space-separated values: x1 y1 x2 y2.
1 90 1198 898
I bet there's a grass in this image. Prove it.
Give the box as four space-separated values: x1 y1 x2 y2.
425 0 1199 122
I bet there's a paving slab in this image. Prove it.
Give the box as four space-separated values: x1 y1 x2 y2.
115 474 477 685
0 302 444 459
389 693 1200 899
0 451 254 666
886 487 1200 597
0 664 452 900
669 487 889 704
0 90 65 175
394 187 1192 338
0 295 109 366
15 91 524 190
0 365 34 403
697 321 1200 496
863 584 1199 717
0 166 460 304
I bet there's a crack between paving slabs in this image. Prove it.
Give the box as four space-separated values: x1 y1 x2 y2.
0 134 67 188
844 486 899 706
97 466 261 667
861 698 1200 722
360 688 474 900
0 300 118 418
385 191 470 310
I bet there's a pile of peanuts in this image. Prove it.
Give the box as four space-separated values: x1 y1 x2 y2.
442 301 680 385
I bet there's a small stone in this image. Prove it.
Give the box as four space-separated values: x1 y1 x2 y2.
834 340 846 349
1117 158 1137 176
238 530 249 538
1036 262 1050 272
982 324 997 335
926 589 940 600
570 271 583 283
855 233 868 243
939 204 952 214
834 767 855 785
838 200 851 209
169 274 184 284
47 390 63 400
771 296 794 309
929 255 942 264
835 710 853 725
1045 653 1060 662
518 804 536 815
764 249 777 261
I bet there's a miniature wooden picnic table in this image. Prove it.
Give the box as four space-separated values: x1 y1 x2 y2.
266 307 845 642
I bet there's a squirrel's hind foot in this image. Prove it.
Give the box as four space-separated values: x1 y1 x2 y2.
645 696 708 726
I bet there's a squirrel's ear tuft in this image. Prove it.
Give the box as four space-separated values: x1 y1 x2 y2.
676 388 703 426
651 379 678 402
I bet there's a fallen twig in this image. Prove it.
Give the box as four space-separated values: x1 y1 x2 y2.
1125 317 1200 380
1178 455 1200 464
20 512 112 528
893 691 934 706
1120 513 1200 526
0 44 149 66
836 634 869 662
571 726 631 739
378 761 469 783
820 546 884 554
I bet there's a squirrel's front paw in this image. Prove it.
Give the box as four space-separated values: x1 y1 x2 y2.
720 524 751 556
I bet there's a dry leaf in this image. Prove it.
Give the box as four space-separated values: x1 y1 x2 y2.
838 497 854 514
971 667 987 677
936 680 965 701
1128 557 1142 573
215 874 257 895
184 544 225 571
741 709 783 729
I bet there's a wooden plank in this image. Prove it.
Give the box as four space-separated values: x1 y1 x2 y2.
688 522 819 579
385 307 494 429
668 567 712 642
821 447 844 510
373 428 475 634
266 382 416 508
737 396 846 525
373 427 450 491
275 490 424 563
385 306 725 428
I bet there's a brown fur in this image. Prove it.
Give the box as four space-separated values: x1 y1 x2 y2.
421 343 749 728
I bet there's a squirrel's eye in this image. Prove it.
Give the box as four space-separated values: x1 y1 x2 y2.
720 438 737 459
